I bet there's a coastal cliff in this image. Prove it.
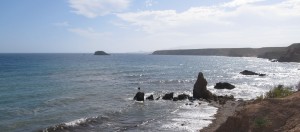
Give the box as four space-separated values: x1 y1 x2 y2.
152 43 300 62
152 47 285 57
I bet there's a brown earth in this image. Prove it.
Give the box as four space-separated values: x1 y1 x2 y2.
205 91 300 132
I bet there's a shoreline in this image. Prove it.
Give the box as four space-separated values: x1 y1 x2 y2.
201 100 245 132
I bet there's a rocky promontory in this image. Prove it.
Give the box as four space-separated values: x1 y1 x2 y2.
94 51 109 55
152 43 300 63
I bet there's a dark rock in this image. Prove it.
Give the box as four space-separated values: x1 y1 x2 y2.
133 92 144 101
240 70 259 75
173 97 178 101
258 74 266 76
240 70 266 76
146 95 154 100
156 97 160 100
193 72 212 100
214 82 235 90
162 92 174 100
177 94 190 100
94 51 109 55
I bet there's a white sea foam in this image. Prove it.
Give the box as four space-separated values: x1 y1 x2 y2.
64 118 87 126
162 101 217 132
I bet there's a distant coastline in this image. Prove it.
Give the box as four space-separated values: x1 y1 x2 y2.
152 43 300 62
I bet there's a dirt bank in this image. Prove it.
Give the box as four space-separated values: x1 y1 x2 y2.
204 91 300 132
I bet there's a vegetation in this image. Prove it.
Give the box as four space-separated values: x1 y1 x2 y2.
254 117 269 128
256 85 293 100
297 82 300 91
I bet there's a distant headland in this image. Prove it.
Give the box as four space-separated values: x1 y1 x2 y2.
152 43 300 62
94 51 109 55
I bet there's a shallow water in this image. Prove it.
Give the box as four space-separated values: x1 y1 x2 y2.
0 54 299 132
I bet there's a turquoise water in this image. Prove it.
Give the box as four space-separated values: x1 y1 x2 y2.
0 54 299 132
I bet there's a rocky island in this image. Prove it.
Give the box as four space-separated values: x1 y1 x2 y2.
94 51 109 55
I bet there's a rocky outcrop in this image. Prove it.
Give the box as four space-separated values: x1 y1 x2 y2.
278 43 300 62
146 95 154 100
133 92 144 101
94 51 109 55
216 92 300 132
162 93 174 100
240 70 266 76
214 82 235 90
193 72 212 100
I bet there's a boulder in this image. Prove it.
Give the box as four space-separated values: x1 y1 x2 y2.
193 72 212 100
162 92 174 100
133 92 144 101
146 95 154 100
240 70 266 76
214 82 235 90
177 94 190 100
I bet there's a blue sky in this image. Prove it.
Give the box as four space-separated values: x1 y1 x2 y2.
0 0 300 53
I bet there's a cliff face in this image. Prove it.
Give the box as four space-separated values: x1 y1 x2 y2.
152 47 286 57
278 43 300 62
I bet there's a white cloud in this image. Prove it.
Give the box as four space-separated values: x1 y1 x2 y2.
221 0 265 8
68 27 111 39
68 0 131 18
114 0 300 49
116 0 300 33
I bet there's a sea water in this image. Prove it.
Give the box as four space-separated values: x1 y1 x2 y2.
0 53 299 132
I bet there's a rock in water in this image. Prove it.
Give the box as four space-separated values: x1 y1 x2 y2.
133 92 144 101
214 82 235 90
240 70 266 76
193 72 212 100
146 95 154 100
162 92 174 100
94 51 109 55
177 94 190 100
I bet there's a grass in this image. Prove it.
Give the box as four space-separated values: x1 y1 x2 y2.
256 85 293 100
254 117 269 128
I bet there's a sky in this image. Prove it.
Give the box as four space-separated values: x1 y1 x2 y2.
0 0 300 53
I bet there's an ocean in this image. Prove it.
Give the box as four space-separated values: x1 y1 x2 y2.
0 53 299 132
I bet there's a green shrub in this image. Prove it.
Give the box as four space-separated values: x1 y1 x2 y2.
254 117 269 128
265 85 293 98
256 85 293 101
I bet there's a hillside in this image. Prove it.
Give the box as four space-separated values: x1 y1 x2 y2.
215 91 300 132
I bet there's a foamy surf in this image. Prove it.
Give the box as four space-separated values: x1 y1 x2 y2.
161 101 217 132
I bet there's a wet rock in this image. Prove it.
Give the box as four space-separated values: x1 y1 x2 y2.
173 97 178 101
214 82 235 90
240 70 266 76
162 92 174 100
193 72 212 100
177 94 190 100
133 92 144 101
146 95 154 100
